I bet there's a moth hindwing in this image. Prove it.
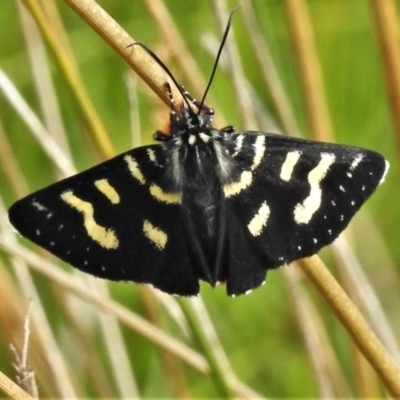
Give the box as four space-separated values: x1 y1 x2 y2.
8 111 389 296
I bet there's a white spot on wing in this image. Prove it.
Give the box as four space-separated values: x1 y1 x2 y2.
350 154 363 170
294 153 335 224
339 185 345 192
31 201 47 212
247 201 271 236
280 151 301 182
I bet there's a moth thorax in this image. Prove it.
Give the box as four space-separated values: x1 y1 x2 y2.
212 138 233 181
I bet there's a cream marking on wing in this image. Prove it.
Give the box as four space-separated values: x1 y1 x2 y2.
247 201 271 237
61 191 119 249
280 151 301 182
251 135 266 171
339 185 345 192
232 134 245 157
350 154 363 170
146 148 159 165
94 179 120 204
143 219 167 250
124 155 145 184
149 184 181 204
379 160 390 184
294 153 336 224
223 171 253 197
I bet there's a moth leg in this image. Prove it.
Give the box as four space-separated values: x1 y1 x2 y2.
165 82 178 125
152 82 178 142
219 125 235 134
154 131 171 141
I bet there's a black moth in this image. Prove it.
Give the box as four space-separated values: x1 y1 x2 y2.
8 16 389 297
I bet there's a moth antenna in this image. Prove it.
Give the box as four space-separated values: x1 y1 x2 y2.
198 6 241 115
128 42 195 116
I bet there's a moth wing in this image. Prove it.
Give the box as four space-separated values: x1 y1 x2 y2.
222 131 388 295
8 145 199 296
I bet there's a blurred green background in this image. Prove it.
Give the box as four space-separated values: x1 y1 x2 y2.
0 0 399 398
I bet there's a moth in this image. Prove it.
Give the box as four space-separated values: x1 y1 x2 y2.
8 16 389 297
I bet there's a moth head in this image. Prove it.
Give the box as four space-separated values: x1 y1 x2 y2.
159 104 213 141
